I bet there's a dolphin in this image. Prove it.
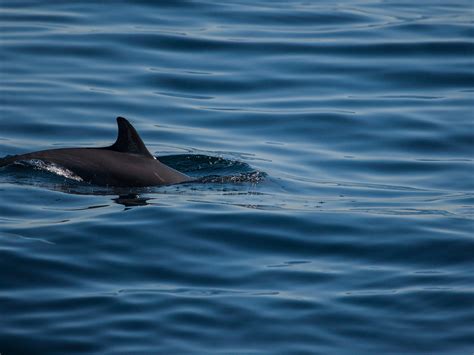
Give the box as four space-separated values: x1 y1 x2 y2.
0 117 193 187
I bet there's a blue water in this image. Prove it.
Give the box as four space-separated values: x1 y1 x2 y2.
1 1 473 353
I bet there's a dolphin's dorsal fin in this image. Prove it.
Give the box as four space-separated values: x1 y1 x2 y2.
107 117 154 158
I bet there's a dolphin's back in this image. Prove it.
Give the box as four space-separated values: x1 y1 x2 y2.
5 148 190 187
0 117 192 187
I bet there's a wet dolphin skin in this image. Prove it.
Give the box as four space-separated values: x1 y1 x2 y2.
0 117 192 187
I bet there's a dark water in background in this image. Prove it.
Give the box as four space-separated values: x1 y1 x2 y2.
0 0 473 353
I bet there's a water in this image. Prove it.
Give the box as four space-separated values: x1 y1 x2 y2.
1 0 473 353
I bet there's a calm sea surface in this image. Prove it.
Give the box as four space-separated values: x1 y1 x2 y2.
1 1 473 353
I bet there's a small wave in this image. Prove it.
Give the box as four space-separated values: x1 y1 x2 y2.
161 154 267 184
159 154 257 175
197 171 266 184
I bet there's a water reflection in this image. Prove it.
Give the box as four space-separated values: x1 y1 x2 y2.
113 194 150 208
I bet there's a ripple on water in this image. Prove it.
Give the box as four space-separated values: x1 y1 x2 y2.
0 0 473 353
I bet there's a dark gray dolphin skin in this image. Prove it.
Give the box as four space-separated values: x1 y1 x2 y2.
0 117 193 187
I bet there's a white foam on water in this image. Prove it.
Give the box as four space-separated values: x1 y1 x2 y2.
17 159 83 182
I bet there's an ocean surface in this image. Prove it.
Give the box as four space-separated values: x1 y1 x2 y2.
0 1 473 353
